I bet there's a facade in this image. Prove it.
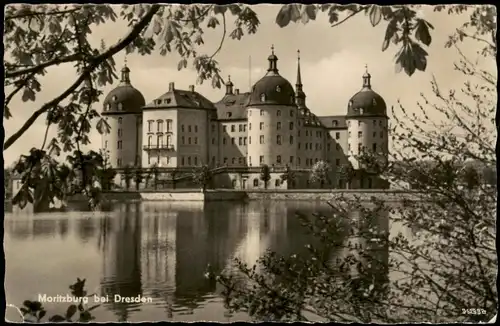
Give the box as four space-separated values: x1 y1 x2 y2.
101 47 389 189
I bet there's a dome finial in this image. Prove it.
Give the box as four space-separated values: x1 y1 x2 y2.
362 64 371 88
121 56 131 84
297 49 300 61
267 45 278 73
271 44 274 55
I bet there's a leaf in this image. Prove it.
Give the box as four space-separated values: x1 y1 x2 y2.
66 305 77 320
4 105 12 119
414 18 432 46
301 5 317 24
382 19 398 51
207 16 219 28
21 88 35 102
213 5 227 15
369 5 382 26
289 4 302 22
49 314 66 322
276 5 292 28
177 58 187 71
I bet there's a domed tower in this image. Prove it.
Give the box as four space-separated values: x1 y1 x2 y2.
246 45 297 168
346 66 389 174
101 60 145 168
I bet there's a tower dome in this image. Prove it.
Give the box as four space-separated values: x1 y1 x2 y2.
346 66 387 118
102 62 146 114
247 45 295 107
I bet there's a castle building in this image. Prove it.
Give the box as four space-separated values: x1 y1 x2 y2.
100 47 389 189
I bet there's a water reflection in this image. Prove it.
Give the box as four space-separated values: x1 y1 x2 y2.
4 201 391 322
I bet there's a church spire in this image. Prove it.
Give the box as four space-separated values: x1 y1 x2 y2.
120 56 131 84
362 64 371 89
225 75 234 95
295 50 306 107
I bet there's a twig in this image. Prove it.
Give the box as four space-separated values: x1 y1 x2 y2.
3 5 160 151
331 7 365 28
5 6 82 21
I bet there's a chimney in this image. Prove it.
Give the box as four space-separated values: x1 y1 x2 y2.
235 89 240 95
189 85 195 92
169 82 175 91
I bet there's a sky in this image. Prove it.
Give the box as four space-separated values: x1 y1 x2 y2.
2 4 496 166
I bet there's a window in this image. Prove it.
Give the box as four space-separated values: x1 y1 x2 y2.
260 122 264 130
373 120 376 126
194 125 198 133
289 122 294 130
188 125 192 132
277 110 281 116
360 108 364 115
358 131 362 138
335 159 340 165
249 136 251 144
358 121 361 126
117 141 122 149
182 136 185 144
249 123 252 130
275 179 281 187
232 157 236 164
223 125 227 132
379 120 383 126
148 154 151 165
232 179 237 188
290 109 294 117
104 140 108 148
157 135 163 146
259 156 264 164
118 129 122 137
194 137 198 145
276 85 281 92
117 159 122 167
253 179 259 187
290 156 294 164
260 109 264 116
212 138 215 145
260 93 266 101
148 120 153 132
231 125 236 132
277 122 281 130
276 155 282 164
327 144 331 151
248 156 251 165
212 156 216 164
157 120 163 132
298 143 301 149
227 112 232 118
315 143 319 150
231 138 235 145
224 157 228 164
181 157 185 166
117 103 123 111
238 157 243 164
260 135 264 144
335 132 340 140
348 131 352 137
188 156 191 165
194 157 198 165
181 125 185 132
380 131 383 138
166 135 172 146
336 143 340 151
249 110 252 116
188 137 191 145
223 138 226 145
332 120 338 127
244 137 247 145
167 119 173 132
372 143 377 151
289 136 294 144
373 131 377 137
211 124 215 132
239 124 243 132
239 137 243 145
277 135 282 145
358 143 362 152
297 157 301 166
348 121 351 127
118 117 123 124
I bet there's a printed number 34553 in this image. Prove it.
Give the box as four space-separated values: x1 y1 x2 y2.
462 308 486 315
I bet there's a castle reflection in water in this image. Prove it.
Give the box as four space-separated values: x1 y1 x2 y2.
5 201 389 321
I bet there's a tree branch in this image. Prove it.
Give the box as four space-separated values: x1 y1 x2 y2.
5 53 84 79
3 4 160 151
5 7 82 21
331 7 365 28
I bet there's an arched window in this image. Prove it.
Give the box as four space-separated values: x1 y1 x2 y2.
117 103 123 111
118 117 123 124
260 93 266 102
260 109 264 116
166 135 172 147
277 155 281 164
290 109 294 117
289 136 294 144
253 179 259 187
372 98 377 106
157 135 163 147
277 110 281 117
332 120 338 127
166 119 173 132
275 179 281 187
148 136 152 147
276 135 282 145
232 179 237 188
276 85 281 92
157 120 163 132
188 156 191 165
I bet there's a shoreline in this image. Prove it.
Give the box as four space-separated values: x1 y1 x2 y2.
66 189 423 203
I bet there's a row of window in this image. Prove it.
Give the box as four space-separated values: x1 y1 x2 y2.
147 135 173 146
147 119 174 133
348 143 382 152
249 108 295 118
349 131 385 139
347 120 385 127
299 142 322 151
222 124 247 133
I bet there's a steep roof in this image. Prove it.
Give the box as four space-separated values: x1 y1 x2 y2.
214 92 251 120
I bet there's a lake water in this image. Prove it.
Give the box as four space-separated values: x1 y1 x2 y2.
4 201 391 322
